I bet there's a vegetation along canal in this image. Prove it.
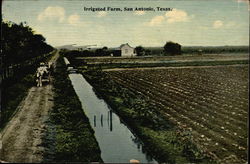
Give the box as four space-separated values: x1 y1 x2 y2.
69 72 157 163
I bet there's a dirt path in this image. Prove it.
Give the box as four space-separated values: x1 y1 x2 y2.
0 51 59 162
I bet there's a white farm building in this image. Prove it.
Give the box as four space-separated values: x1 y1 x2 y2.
120 43 136 57
112 43 136 57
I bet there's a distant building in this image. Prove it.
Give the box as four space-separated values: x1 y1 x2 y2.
120 43 136 57
112 43 136 57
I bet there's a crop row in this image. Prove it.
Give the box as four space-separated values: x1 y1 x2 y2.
106 65 248 163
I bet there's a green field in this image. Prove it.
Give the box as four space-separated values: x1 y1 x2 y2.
69 52 248 163
105 65 248 163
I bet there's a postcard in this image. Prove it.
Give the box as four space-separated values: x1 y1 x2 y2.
1 0 249 163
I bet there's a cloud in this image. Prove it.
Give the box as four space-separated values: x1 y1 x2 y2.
165 8 192 23
236 0 250 10
146 8 192 26
97 11 107 17
134 10 145 16
199 21 236 30
236 0 249 4
149 16 165 26
37 6 65 22
213 20 223 29
68 14 80 26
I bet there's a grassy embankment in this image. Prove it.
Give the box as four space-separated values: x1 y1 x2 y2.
82 68 214 164
0 52 55 131
43 55 102 162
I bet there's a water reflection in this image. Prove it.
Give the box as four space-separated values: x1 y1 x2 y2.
101 114 103 127
94 111 114 132
91 111 155 160
110 111 113 131
69 73 157 163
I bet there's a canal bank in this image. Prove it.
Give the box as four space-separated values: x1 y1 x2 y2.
44 56 102 162
65 55 157 163
69 73 157 163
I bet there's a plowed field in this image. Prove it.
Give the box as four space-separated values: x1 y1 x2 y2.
105 65 248 163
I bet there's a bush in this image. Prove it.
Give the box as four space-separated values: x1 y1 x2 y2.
164 41 181 55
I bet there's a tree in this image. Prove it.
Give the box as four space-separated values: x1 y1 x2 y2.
102 46 108 51
135 46 145 56
102 46 109 56
95 48 103 56
145 49 151 56
94 47 109 56
1 19 53 82
164 41 181 55
2 20 53 65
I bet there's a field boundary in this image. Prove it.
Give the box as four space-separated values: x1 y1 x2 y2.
103 64 248 71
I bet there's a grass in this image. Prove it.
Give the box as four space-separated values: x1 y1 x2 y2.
45 55 102 162
0 74 35 131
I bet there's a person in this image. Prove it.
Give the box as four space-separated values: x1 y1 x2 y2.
36 69 43 87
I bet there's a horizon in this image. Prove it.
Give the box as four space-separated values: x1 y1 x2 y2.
3 0 249 47
56 44 249 49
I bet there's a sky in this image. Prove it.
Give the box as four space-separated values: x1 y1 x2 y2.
2 0 249 47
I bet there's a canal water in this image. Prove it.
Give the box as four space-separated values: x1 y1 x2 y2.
69 73 157 163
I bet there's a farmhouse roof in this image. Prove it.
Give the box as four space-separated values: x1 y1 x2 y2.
119 43 133 49
112 43 134 50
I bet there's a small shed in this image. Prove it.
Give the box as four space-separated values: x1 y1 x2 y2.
120 43 136 57
111 43 137 57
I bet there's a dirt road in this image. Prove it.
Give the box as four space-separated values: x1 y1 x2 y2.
0 51 58 162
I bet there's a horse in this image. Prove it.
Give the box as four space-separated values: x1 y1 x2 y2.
36 65 49 87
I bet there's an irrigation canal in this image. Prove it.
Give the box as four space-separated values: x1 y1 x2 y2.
68 69 157 163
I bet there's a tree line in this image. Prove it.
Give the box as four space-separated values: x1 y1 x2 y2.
1 20 54 80
62 41 182 58
62 41 248 58
136 41 181 56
